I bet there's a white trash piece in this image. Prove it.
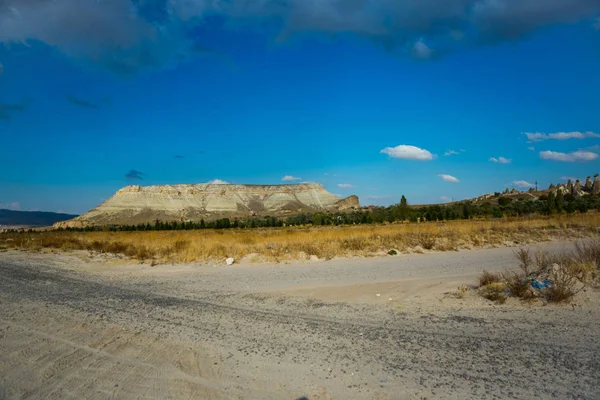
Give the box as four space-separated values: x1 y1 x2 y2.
226 257 235 265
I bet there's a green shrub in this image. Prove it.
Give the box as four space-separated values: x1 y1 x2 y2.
480 283 507 304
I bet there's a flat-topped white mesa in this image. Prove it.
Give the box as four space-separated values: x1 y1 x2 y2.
55 183 359 228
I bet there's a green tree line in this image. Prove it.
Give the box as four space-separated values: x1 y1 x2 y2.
51 191 600 233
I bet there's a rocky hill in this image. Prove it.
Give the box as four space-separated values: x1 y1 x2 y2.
55 183 359 228
468 174 600 205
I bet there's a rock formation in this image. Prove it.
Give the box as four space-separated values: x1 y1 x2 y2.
593 174 600 195
510 188 519 194
585 176 593 189
55 183 360 228
548 183 556 190
503 188 510 195
567 180 573 193
574 180 582 196
556 184 570 195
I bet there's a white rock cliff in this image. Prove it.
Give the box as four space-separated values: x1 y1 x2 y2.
56 183 359 227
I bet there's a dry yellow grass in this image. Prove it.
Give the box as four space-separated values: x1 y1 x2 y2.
1 214 599 264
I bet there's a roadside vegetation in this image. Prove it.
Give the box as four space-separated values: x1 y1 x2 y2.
1 214 599 264
477 240 600 304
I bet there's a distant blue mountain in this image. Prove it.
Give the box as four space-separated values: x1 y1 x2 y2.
0 209 78 227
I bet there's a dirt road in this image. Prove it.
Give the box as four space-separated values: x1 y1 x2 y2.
1 241 599 399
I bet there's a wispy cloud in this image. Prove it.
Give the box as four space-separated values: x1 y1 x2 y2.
282 175 301 182
125 169 144 180
438 174 459 183
540 150 599 162
444 150 460 156
489 156 512 164
528 146 535 151
512 180 534 189
66 95 100 109
0 102 27 121
207 179 229 184
0 202 20 210
381 145 435 161
524 131 600 142
337 183 354 189
440 196 451 202
560 176 579 182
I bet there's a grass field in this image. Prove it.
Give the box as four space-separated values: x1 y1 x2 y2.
1 214 599 264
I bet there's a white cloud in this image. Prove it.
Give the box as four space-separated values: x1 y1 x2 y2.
512 180 534 189
524 131 600 142
438 174 459 183
539 150 599 162
528 146 535 151
0 202 20 210
337 183 354 189
489 156 512 164
560 176 579 182
444 150 460 156
367 195 391 200
207 179 229 184
440 196 451 202
380 145 435 161
282 175 301 182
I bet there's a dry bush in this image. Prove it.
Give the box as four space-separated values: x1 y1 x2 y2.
478 243 596 304
502 271 530 299
511 245 596 304
574 239 600 270
545 281 576 302
418 233 436 250
544 261 594 303
479 271 502 287
453 284 469 299
514 248 533 276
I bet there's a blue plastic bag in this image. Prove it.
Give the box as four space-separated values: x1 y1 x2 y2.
531 279 552 289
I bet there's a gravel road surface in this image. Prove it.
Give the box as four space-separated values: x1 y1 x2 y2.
1 241 599 399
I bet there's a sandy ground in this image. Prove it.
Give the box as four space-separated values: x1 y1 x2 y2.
1 240 599 399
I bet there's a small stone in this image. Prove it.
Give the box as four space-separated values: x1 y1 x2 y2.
226 257 235 265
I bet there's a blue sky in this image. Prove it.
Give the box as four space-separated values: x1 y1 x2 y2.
1 0 600 214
